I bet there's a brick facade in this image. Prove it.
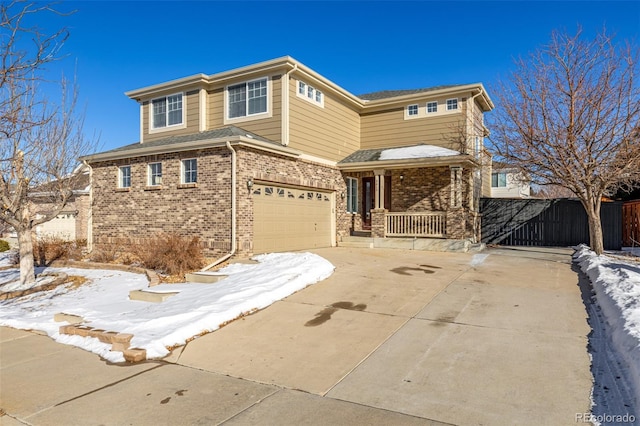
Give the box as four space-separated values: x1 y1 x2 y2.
91 146 348 258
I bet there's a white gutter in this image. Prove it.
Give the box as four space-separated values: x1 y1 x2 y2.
200 141 237 270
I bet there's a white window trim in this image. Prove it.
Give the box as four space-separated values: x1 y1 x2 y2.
118 165 131 189
148 162 163 186
446 98 459 111
224 77 272 124
149 92 187 134
426 101 438 114
181 158 197 184
296 79 324 108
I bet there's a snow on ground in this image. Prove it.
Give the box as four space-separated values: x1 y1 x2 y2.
0 252 334 363
574 245 640 421
378 144 460 160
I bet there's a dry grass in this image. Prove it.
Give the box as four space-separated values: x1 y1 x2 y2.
130 233 205 276
33 237 86 266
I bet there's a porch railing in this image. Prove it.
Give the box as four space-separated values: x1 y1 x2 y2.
385 212 446 238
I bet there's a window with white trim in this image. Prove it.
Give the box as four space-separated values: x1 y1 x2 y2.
296 79 323 106
446 98 458 111
427 101 438 113
228 78 268 119
407 104 419 116
182 158 197 184
491 172 507 187
346 177 358 213
148 162 162 186
152 93 183 129
119 166 131 188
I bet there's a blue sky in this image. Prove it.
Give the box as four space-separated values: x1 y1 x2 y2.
28 1 640 152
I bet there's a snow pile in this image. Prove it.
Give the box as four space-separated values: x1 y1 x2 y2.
379 144 460 160
0 252 334 362
574 245 640 417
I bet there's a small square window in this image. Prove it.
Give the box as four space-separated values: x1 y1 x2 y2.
182 158 197 184
307 86 314 99
427 101 438 113
148 162 162 186
119 166 131 188
407 104 419 116
446 98 458 111
315 90 322 103
298 81 306 95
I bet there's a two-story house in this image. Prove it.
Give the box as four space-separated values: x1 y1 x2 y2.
81 57 493 260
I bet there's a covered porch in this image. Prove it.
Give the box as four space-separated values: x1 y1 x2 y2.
338 144 482 245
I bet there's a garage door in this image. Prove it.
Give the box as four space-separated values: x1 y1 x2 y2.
35 212 76 241
253 183 333 253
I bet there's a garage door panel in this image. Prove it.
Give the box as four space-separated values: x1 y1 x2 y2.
253 184 332 254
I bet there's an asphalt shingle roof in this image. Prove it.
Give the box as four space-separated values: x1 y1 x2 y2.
358 84 469 101
92 126 275 157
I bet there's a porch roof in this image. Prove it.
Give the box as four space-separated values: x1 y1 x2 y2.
338 144 479 171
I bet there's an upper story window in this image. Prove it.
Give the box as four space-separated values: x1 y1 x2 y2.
407 104 419 116
148 162 162 186
427 101 438 113
446 98 458 111
182 158 197 184
297 80 323 107
152 93 183 129
228 78 268 119
491 172 507 188
119 166 131 188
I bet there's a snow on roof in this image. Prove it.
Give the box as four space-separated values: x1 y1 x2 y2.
378 145 460 161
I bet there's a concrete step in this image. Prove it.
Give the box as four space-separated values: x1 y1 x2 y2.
341 236 374 243
339 236 374 248
129 289 179 303
185 272 228 284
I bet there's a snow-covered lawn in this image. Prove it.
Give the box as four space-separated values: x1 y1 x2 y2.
574 245 640 421
0 252 334 362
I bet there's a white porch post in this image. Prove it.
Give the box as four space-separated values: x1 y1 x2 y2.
374 169 385 209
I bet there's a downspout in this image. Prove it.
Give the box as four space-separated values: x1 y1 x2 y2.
200 141 237 270
81 160 93 253
281 63 297 146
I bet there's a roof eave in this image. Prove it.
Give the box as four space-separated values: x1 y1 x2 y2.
361 83 495 112
338 154 479 171
81 136 302 163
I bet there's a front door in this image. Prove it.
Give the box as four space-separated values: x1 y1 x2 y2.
362 177 375 229
362 176 392 229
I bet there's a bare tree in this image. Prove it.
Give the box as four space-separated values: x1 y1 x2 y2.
489 28 640 254
0 1 93 285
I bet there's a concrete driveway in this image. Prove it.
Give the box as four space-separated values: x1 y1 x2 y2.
0 247 592 425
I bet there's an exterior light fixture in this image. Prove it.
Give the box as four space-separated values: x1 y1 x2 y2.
400 174 404 181
247 178 253 190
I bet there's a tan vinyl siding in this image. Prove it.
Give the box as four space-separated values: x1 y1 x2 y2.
208 75 282 143
289 78 360 162
142 90 200 143
361 106 464 151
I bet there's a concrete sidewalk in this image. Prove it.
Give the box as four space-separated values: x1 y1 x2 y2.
0 247 592 425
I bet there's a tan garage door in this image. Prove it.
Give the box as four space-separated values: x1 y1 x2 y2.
253 184 333 254
35 212 76 241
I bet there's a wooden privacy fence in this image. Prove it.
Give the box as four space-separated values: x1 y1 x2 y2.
480 198 623 250
386 212 446 238
623 200 640 246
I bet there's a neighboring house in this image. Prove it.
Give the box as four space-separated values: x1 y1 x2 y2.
81 57 494 258
32 164 91 241
490 165 530 198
